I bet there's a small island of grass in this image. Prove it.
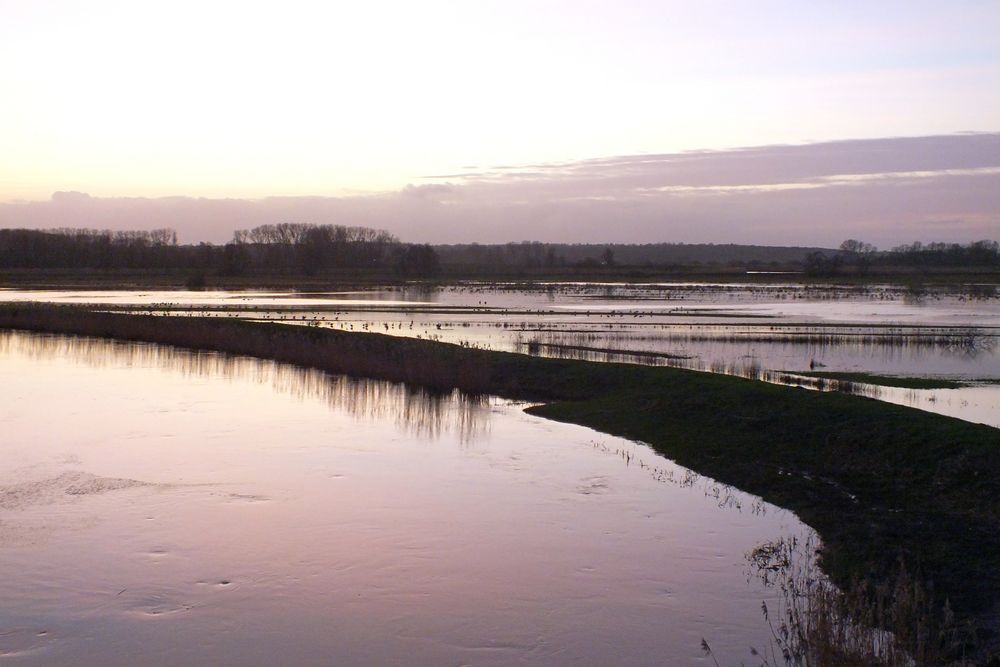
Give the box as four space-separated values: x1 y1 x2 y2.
788 371 967 390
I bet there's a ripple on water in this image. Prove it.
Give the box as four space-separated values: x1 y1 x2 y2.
225 492 271 503
123 590 197 618
576 475 611 495
195 578 241 591
0 521 56 548
143 547 171 562
0 472 152 510
0 627 54 658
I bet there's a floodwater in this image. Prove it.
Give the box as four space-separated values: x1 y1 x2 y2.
0 330 807 665
2 281 998 426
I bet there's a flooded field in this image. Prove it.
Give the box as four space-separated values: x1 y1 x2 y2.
0 330 807 665
3 281 998 426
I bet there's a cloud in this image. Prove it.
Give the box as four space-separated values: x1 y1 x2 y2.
400 183 458 200
1 134 997 248
449 133 1000 190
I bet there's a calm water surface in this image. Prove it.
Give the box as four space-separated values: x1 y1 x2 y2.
0 331 807 665
3 282 998 426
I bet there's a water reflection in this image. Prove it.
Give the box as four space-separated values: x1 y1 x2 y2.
514 325 998 358
0 327 812 665
0 331 491 443
5 282 1000 426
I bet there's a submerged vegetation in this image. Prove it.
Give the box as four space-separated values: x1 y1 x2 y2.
2 303 1000 660
789 372 968 390
719 536 980 666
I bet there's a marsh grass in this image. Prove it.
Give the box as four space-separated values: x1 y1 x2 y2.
514 326 999 354
740 537 979 666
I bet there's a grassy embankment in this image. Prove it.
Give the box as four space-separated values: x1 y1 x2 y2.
2 303 999 647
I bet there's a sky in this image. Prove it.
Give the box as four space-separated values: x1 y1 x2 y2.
1 1 999 245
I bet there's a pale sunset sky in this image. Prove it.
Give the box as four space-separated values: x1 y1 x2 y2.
1 1 998 244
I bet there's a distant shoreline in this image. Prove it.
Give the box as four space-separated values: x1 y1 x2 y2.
2 265 999 291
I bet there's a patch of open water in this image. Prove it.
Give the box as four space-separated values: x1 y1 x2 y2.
0 330 808 665
3 282 997 427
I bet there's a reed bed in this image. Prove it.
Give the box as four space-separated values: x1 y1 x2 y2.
731 536 980 666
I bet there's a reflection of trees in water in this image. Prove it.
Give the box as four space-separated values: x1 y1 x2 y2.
395 284 441 303
0 331 491 443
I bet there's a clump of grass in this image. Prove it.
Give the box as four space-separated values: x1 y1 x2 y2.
743 536 981 665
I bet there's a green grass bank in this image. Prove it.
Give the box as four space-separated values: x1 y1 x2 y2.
789 371 970 390
2 303 999 649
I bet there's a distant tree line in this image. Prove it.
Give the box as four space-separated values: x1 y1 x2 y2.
882 240 1000 267
435 241 827 270
0 225 440 277
805 239 1000 276
0 228 181 269
229 223 401 275
3 226 997 278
